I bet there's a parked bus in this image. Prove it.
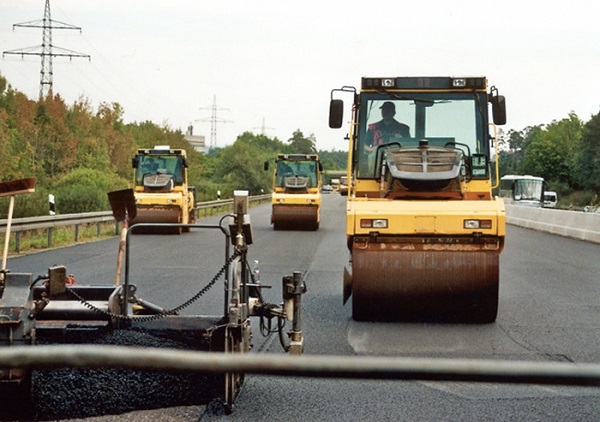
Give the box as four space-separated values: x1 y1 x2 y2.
499 175 545 207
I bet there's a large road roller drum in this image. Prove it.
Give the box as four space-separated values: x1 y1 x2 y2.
350 242 499 323
272 204 319 231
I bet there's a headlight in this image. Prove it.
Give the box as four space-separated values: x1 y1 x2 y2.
360 219 388 229
464 219 492 229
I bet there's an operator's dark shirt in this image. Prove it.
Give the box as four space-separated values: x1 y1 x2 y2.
367 120 411 146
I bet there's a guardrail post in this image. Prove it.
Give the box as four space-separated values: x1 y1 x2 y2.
48 227 53 248
97 222 101 236
75 225 79 242
15 231 20 254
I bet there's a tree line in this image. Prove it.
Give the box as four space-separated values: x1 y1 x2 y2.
2 72 598 217
497 111 600 206
0 74 347 217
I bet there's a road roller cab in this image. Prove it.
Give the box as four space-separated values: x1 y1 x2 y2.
330 76 507 323
130 146 197 233
266 154 323 231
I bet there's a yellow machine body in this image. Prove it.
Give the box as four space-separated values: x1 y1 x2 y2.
130 146 196 233
330 76 507 322
269 154 322 231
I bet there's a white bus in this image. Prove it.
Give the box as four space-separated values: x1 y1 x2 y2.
499 175 545 207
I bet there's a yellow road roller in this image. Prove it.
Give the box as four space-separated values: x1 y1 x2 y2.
329 77 507 322
130 146 196 233
266 154 323 231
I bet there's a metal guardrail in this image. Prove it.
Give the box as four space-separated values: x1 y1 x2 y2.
194 194 270 218
0 211 116 234
1 345 599 387
0 194 271 252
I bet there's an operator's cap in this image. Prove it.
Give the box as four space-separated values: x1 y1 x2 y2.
380 101 395 111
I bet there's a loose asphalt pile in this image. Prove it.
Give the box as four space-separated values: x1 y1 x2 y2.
24 329 223 421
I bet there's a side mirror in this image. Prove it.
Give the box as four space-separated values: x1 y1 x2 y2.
182 157 189 168
329 99 344 129
318 162 324 172
491 94 507 126
264 160 269 171
132 157 138 168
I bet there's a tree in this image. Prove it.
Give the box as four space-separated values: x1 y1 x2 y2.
34 94 79 178
498 128 527 175
52 168 128 214
94 102 137 178
574 111 600 194
237 131 288 153
318 149 347 171
287 130 316 154
0 81 44 181
213 140 271 196
520 113 582 186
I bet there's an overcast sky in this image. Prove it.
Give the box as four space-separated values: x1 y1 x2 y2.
1 1 598 151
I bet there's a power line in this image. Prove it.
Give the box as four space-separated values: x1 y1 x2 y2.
195 95 232 150
2 0 90 99
253 117 275 136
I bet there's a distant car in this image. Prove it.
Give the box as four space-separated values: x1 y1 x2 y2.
543 191 557 208
322 184 333 193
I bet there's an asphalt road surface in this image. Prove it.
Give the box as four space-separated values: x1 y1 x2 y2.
3 194 600 421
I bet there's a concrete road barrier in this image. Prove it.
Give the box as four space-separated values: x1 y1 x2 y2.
505 204 600 244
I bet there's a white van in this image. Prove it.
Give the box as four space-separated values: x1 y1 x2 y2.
543 191 558 208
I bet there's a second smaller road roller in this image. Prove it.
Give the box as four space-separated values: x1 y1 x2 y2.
265 154 323 231
130 145 197 233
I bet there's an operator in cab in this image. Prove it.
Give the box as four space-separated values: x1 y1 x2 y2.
364 101 410 173
364 101 410 152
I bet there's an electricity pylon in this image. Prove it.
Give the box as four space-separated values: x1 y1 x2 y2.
253 117 275 136
3 0 90 99
196 95 232 149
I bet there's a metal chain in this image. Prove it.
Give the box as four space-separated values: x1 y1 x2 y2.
66 287 129 321
66 246 248 322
